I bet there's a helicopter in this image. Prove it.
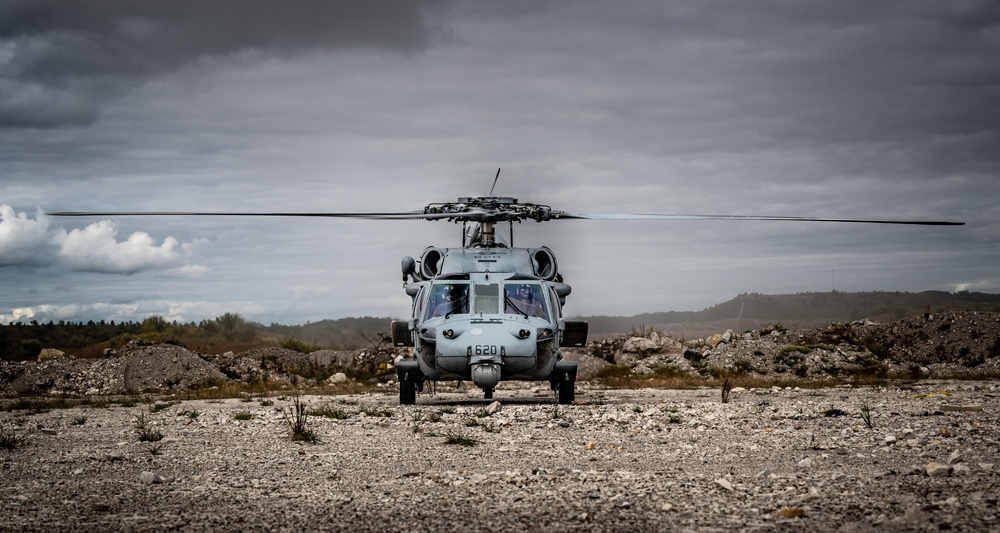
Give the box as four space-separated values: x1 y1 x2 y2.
51 170 964 405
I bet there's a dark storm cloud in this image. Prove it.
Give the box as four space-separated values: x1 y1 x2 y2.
0 0 444 128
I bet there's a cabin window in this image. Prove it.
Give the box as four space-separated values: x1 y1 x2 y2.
425 283 469 319
473 284 500 314
504 282 549 319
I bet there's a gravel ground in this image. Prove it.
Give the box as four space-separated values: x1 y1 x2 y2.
2 381 998 532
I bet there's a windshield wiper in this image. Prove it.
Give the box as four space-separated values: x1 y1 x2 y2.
504 294 529 319
444 297 468 319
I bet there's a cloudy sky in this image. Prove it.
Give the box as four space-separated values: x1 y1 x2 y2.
1 1 997 326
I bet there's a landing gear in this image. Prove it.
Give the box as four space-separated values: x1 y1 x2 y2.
550 361 578 405
400 371 416 405
484 387 494 400
397 360 424 405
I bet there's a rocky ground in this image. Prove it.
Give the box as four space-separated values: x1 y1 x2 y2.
2 311 999 531
1 382 998 532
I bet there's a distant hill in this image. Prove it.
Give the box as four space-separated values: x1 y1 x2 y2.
258 316 394 350
4 291 998 358
578 291 1000 339
260 291 1000 346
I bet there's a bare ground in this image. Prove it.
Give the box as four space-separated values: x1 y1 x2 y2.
2 380 998 532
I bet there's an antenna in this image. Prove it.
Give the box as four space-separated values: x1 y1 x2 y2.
489 168 501 196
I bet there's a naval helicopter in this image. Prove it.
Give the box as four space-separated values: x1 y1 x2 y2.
51 171 964 405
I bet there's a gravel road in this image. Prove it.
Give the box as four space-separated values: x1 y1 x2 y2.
2 381 998 532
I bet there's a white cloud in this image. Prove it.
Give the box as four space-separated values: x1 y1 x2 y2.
165 265 209 278
0 205 51 265
0 205 197 275
52 219 184 274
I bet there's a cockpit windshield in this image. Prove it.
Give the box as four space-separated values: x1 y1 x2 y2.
424 283 469 319
504 283 549 319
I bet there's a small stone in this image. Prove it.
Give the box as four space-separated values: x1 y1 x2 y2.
756 469 772 478
661 503 673 512
939 404 983 412
585 441 596 450
424 411 442 422
139 471 163 484
952 464 971 476
714 478 734 492
979 463 994 472
485 401 502 416
925 462 952 477
884 435 897 445
947 450 963 465
327 372 348 384
779 507 805 518
798 457 814 469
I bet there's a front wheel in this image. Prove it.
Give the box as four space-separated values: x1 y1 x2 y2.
558 379 575 404
400 371 416 405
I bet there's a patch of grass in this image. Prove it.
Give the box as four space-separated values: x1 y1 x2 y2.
754 399 771 414
0 425 31 451
133 413 163 442
259 399 274 407
280 337 324 354
361 406 393 418
70 415 88 426
444 431 479 447
149 401 178 413
310 404 351 420
144 442 165 455
234 410 253 421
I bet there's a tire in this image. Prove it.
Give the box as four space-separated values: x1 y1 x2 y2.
558 378 575 404
400 371 416 405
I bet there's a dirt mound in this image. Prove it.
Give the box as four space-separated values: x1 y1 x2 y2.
612 311 1000 379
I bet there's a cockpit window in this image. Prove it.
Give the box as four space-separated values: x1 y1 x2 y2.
504 283 549 319
425 283 469 319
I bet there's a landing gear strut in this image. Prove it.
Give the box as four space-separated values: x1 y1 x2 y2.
550 361 578 405
397 360 424 405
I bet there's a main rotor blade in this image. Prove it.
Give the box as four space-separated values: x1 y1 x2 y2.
49 211 456 220
553 212 965 226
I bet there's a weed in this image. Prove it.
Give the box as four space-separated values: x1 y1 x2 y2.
444 431 479 447
721 378 734 404
234 410 253 421
181 409 200 419
755 399 771 414
70 415 88 426
133 413 163 442
282 394 318 443
144 442 165 455
259 399 274 407
0 425 30 451
860 402 874 429
667 415 682 424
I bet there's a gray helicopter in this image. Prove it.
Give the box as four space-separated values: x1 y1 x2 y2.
51 172 964 405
